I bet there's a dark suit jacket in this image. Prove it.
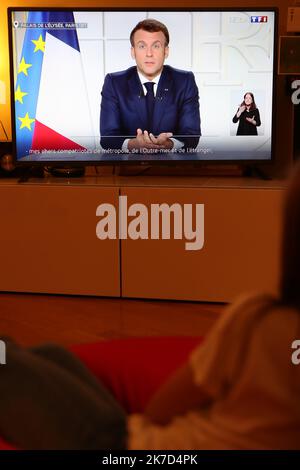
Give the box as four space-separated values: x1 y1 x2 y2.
100 65 201 150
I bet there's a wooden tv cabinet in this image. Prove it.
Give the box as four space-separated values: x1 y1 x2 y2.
0 175 286 302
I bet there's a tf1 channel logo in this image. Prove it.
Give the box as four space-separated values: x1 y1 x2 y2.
251 16 268 23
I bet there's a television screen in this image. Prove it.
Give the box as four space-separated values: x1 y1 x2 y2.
8 8 277 164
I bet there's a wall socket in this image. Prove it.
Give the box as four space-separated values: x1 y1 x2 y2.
287 7 300 32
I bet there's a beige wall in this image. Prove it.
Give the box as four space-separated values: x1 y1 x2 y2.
0 0 295 172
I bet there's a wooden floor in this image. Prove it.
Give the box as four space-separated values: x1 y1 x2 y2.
0 292 224 347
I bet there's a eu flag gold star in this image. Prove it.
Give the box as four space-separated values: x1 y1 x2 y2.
31 34 45 53
15 85 28 104
18 112 35 131
18 57 32 76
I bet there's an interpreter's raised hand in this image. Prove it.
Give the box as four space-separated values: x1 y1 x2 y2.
236 105 246 118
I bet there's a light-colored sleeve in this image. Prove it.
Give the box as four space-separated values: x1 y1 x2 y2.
122 139 130 152
189 293 273 398
170 138 184 151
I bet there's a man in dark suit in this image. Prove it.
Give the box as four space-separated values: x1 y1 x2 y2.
100 19 201 152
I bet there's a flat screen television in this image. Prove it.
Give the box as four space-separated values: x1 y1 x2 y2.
8 8 278 166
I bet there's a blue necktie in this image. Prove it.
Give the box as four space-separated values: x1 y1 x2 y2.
144 82 155 133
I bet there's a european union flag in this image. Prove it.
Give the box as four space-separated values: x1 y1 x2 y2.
14 11 79 159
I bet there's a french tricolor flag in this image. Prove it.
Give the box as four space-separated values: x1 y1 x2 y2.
15 11 94 159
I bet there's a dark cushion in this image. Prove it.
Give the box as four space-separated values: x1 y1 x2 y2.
0 336 202 450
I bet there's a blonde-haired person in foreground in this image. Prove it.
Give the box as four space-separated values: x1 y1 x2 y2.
1 165 300 450
128 165 300 450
